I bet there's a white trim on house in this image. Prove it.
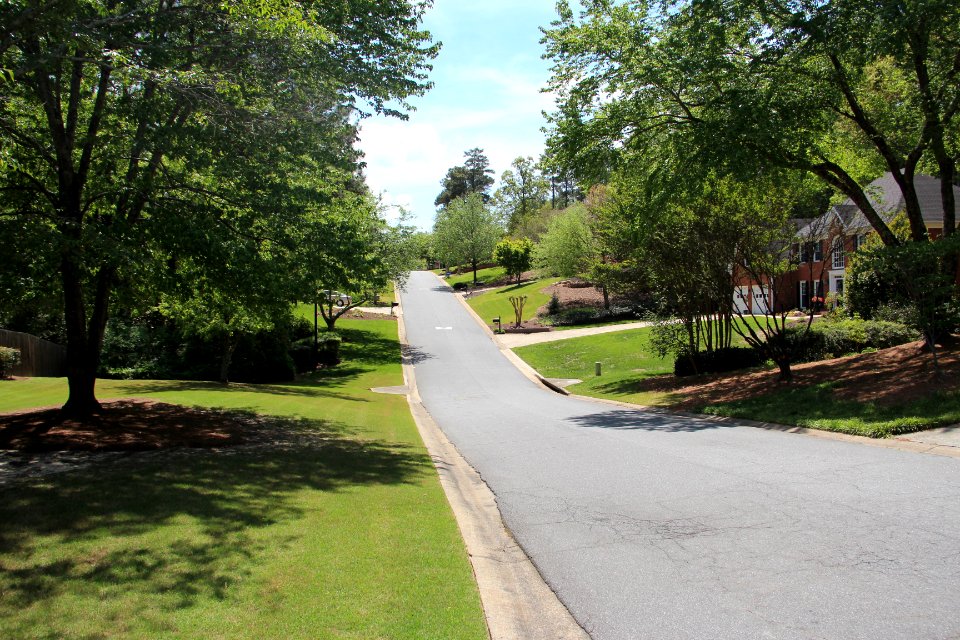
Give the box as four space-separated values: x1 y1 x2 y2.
831 236 846 270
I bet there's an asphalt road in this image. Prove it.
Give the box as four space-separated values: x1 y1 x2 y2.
400 271 960 640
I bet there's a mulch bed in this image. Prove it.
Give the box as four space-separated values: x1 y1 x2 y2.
0 400 260 452
632 340 960 410
540 279 607 310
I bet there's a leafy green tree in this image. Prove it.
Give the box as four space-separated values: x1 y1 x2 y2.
494 157 549 233
296 196 420 330
493 238 534 284
0 0 439 416
849 235 960 374
543 0 959 245
433 193 503 284
409 231 436 268
534 204 595 277
435 148 496 206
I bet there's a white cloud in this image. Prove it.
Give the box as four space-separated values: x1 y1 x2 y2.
352 1 566 230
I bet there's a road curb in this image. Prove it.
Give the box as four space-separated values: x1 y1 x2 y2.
432 277 960 460
566 393 960 460
396 282 591 640
437 273 570 396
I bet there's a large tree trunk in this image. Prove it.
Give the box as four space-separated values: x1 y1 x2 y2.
219 333 237 384
472 259 478 284
60 242 112 417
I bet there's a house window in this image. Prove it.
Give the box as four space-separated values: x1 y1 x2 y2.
854 233 869 251
798 242 822 263
832 237 845 269
812 241 822 263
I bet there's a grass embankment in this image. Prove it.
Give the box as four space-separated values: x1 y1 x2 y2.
700 382 960 438
514 326 960 438
466 277 562 324
515 327 677 406
444 266 506 288
0 319 486 640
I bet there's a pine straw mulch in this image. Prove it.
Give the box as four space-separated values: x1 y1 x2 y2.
0 400 264 452
540 279 608 309
630 340 960 411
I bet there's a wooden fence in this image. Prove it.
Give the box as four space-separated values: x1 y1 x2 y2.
0 329 67 377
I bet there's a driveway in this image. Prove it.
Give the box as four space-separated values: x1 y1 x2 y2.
400 271 960 640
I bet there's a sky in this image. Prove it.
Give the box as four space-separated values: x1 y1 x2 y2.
356 1 565 231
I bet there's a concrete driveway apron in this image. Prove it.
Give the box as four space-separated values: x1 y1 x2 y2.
400 271 960 640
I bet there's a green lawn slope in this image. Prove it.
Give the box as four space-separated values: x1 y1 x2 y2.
0 319 486 640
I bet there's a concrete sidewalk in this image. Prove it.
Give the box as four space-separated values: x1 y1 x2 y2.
896 425 960 450
495 320 653 349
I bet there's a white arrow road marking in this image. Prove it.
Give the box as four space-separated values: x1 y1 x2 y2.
435 327 453 330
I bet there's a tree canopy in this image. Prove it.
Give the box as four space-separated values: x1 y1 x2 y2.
0 0 439 415
433 193 502 283
534 204 595 278
542 0 960 245
494 156 549 233
435 147 496 206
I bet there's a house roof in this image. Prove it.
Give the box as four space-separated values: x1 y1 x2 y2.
797 173 959 239
836 172 960 232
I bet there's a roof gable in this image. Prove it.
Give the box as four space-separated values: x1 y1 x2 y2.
833 173 960 232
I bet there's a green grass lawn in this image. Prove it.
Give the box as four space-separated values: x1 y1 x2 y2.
466 277 562 325
514 326 680 406
0 319 486 640
699 383 960 438
444 265 506 288
514 323 960 438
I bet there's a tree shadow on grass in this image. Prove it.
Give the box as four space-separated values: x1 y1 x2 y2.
108 379 371 403
336 327 402 367
588 377 687 406
566 408 738 433
0 415 431 620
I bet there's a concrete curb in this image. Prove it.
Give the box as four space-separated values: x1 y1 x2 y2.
567 393 960 460
434 277 960 460
396 282 590 640
438 274 570 396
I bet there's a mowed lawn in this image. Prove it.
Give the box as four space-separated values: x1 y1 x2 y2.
514 324 960 438
466 277 562 325
444 265 506 288
0 319 487 640
514 327 679 406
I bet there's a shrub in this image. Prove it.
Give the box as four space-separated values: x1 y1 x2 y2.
289 338 316 373
547 292 561 315
782 325 828 363
872 302 918 326
811 318 919 357
674 346 763 377
452 282 469 292
99 313 298 383
0 346 21 378
316 332 342 367
545 305 641 327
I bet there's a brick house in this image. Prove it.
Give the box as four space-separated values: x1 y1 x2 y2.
734 173 960 314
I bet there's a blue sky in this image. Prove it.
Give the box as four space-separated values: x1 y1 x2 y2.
356 1 565 231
